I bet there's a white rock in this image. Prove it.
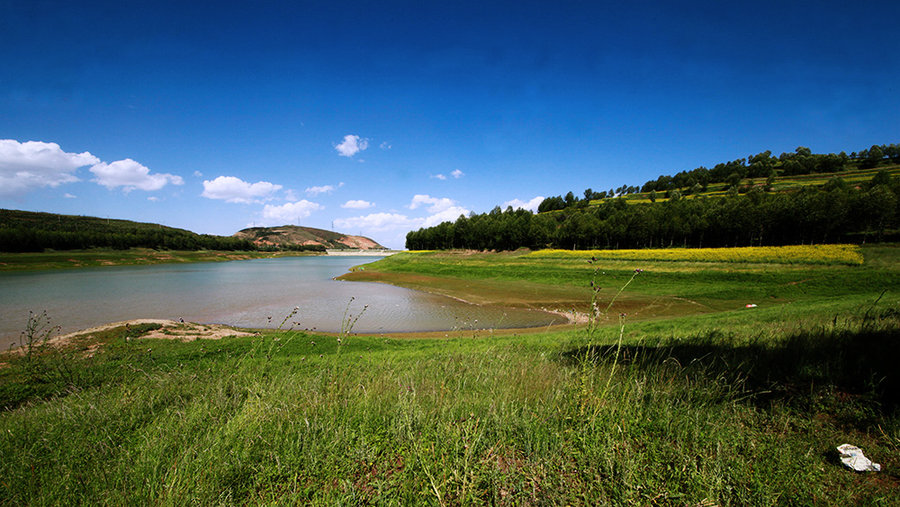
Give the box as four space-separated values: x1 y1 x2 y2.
837 444 881 472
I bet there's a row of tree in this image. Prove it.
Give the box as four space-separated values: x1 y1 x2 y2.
0 227 256 252
406 174 900 251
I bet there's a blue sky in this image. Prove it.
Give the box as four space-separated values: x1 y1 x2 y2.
2 1 898 249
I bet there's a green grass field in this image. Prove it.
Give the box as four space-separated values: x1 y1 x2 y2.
1 245 898 504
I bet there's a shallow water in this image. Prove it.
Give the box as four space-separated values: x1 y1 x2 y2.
0 256 563 347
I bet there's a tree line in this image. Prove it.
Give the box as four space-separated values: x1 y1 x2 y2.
406 172 900 251
0 226 257 252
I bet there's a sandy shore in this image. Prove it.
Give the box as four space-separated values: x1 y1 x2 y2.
1 319 257 356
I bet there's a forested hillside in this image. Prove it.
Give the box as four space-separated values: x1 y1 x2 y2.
407 151 900 251
539 143 900 211
0 210 254 252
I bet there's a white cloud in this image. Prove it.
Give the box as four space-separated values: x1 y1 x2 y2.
432 173 447 180
422 205 469 227
336 200 470 249
0 139 98 197
380 142 392 150
502 196 545 213
451 169 465 179
147 196 160 202
409 194 457 213
335 212 420 232
306 182 344 196
306 184 335 196
334 135 369 157
262 200 323 223
201 176 282 203
63 193 77 199
193 170 203 178
91 159 184 192
341 199 374 209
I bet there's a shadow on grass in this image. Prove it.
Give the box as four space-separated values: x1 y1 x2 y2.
562 318 900 415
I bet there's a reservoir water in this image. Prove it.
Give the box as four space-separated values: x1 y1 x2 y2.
0 256 564 347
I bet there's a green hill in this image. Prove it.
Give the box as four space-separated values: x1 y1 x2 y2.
0 209 253 252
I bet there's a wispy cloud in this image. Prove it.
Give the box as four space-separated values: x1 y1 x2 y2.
431 170 463 181
379 142 392 150
262 200 323 223
334 135 369 157
91 159 184 192
306 182 344 196
341 199 374 209
201 176 282 203
63 193 77 199
0 139 96 197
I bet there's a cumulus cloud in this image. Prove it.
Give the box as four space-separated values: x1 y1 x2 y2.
431 173 447 180
502 196 545 213
0 139 98 197
409 194 457 213
341 199 374 209
334 135 369 157
451 169 465 179
335 213 420 232
262 200 323 223
201 176 282 203
422 205 469 227
337 197 469 249
91 159 184 192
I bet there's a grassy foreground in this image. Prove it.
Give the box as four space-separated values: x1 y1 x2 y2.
1 246 899 504
0 248 319 271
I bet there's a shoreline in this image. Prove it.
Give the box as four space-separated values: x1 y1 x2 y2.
0 248 404 272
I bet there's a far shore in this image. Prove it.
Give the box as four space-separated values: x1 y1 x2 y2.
0 248 400 272
325 249 399 256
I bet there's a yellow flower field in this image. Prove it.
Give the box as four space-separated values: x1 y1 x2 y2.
525 244 864 265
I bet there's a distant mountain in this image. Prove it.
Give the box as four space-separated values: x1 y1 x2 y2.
233 225 386 250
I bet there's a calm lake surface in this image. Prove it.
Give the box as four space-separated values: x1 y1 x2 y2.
0 256 564 347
